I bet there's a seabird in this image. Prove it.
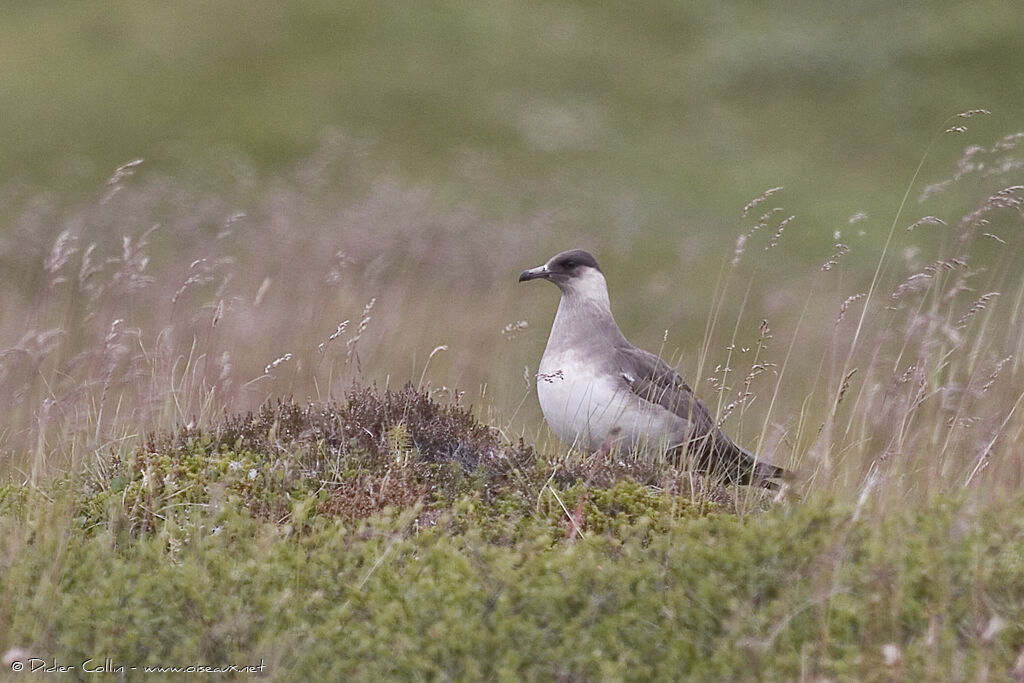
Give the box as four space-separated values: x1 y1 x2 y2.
519 248 787 488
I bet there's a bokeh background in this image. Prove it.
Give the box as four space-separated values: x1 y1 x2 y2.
4 1 1022 220
2 1 1023 492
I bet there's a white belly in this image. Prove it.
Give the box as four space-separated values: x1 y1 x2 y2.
537 351 684 454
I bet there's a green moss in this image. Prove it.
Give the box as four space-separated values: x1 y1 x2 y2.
0 483 31 516
2 483 1024 679
5 391 1024 679
8 492 1024 680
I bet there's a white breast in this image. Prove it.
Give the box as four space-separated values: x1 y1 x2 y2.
537 351 685 454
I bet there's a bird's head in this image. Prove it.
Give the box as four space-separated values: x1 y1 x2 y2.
519 249 609 304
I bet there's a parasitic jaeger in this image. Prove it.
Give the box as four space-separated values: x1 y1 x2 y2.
519 248 787 488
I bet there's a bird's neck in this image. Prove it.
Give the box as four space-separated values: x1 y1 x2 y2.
547 273 627 351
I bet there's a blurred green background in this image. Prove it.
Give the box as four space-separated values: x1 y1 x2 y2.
3 0 1021 242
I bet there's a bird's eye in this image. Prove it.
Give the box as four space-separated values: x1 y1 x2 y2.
562 260 576 269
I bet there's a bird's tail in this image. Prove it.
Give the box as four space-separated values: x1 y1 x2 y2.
687 433 791 489
741 448 789 490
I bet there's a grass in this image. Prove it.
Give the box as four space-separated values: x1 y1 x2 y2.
2 390 1024 679
1 112 1023 677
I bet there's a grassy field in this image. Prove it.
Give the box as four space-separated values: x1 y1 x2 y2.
2 3 1024 680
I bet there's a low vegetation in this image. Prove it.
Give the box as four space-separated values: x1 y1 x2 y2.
2 383 1024 679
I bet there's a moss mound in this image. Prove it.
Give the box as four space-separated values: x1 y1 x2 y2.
75 384 726 543
22 386 1022 680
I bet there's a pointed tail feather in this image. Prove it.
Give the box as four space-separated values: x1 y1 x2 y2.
741 448 788 489
683 433 790 488
706 440 789 488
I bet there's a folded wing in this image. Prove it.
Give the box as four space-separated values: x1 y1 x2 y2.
615 344 786 487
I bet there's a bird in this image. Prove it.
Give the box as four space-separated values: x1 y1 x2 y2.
519 248 787 488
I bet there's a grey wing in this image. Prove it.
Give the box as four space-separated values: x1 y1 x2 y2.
614 345 717 441
615 344 787 487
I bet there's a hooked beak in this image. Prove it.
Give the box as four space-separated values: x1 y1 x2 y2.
518 264 550 282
